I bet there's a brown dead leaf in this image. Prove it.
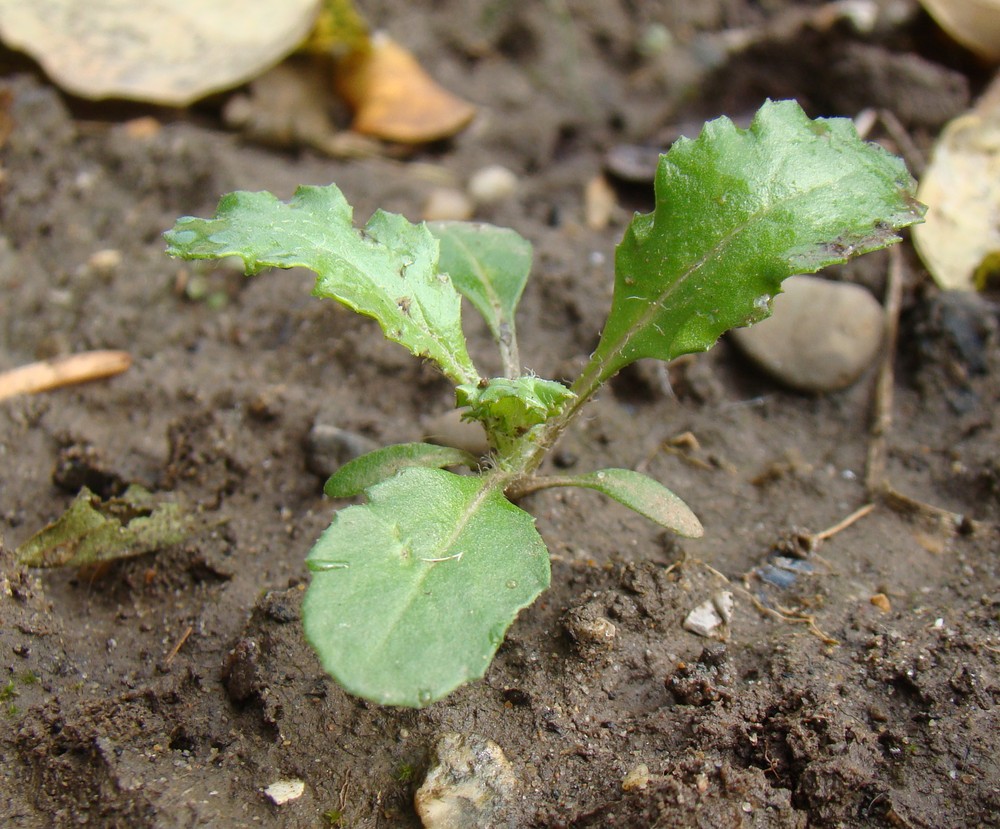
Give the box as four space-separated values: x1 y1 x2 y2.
336 32 475 143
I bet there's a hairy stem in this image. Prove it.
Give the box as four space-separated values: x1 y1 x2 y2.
500 350 611 489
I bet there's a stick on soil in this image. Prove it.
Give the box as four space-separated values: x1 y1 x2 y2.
0 350 132 401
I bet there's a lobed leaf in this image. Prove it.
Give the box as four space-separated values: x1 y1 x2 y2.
529 468 703 538
165 185 480 385
456 376 576 435
324 442 478 498
303 467 550 707
592 100 926 382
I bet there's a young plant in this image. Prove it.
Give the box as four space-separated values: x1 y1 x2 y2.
165 101 924 707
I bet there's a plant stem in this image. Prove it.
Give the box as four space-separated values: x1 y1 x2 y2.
498 322 520 380
501 352 610 488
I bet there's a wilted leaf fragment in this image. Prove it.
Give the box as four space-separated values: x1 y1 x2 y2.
0 0 321 105
304 468 550 706
301 0 369 58
324 442 477 498
16 486 196 568
336 32 476 143
918 0 1000 62
914 104 1000 291
165 184 479 385
593 100 925 382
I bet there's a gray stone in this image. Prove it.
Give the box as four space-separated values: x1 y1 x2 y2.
304 423 378 479
415 732 517 829
423 409 490 457
729 275 884 393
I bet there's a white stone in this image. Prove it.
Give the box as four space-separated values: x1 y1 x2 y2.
467 165 518 205
415 732 517 829
683 599 723 637
712 590 735 624
423 188 474 222
263 779 305 805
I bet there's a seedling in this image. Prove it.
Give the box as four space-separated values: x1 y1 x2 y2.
166 101 923 706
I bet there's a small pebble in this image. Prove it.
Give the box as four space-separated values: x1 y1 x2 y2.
423 188 474 221
468 165 518 206
711 590 735 624
604 143 661 183
622 763 651 792
683 599 724 638
415 732 517 829
305 423 378 479
563 604 617 652
729 275 884 393
423 409 490 456
870 593 891 613
584 174 616 230
123 116 162 139
86 248 123 276
263 779 305 805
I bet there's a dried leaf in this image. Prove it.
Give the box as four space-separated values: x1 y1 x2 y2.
15 486 199 568
914 85 1000 290
918 0 1000 61
0 0 321 105
336 32 476 143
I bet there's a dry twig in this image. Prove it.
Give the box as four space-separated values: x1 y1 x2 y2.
0 350 131 401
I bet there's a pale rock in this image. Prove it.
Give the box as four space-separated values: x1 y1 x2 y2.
584 174 616 230
468 165 518 206
712 590 735 624
415 732 517 829
423 188 474 222
86 248 123 276
622 763 651 792
729 275 884 393
305 423 378 479
563 603 617 652
263 779 305 805
423 409 490 457
684 599 724 638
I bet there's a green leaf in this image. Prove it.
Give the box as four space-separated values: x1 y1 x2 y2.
303 467 550 706
529 469 703 537
428 221 532 375
165 185 480 385
324 442 478 498
16 486 199 567
456 376 575 435
591 100 925 381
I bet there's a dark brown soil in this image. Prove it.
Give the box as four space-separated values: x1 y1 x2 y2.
2 2 999 827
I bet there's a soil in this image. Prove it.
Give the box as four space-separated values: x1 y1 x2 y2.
2 1 999 827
